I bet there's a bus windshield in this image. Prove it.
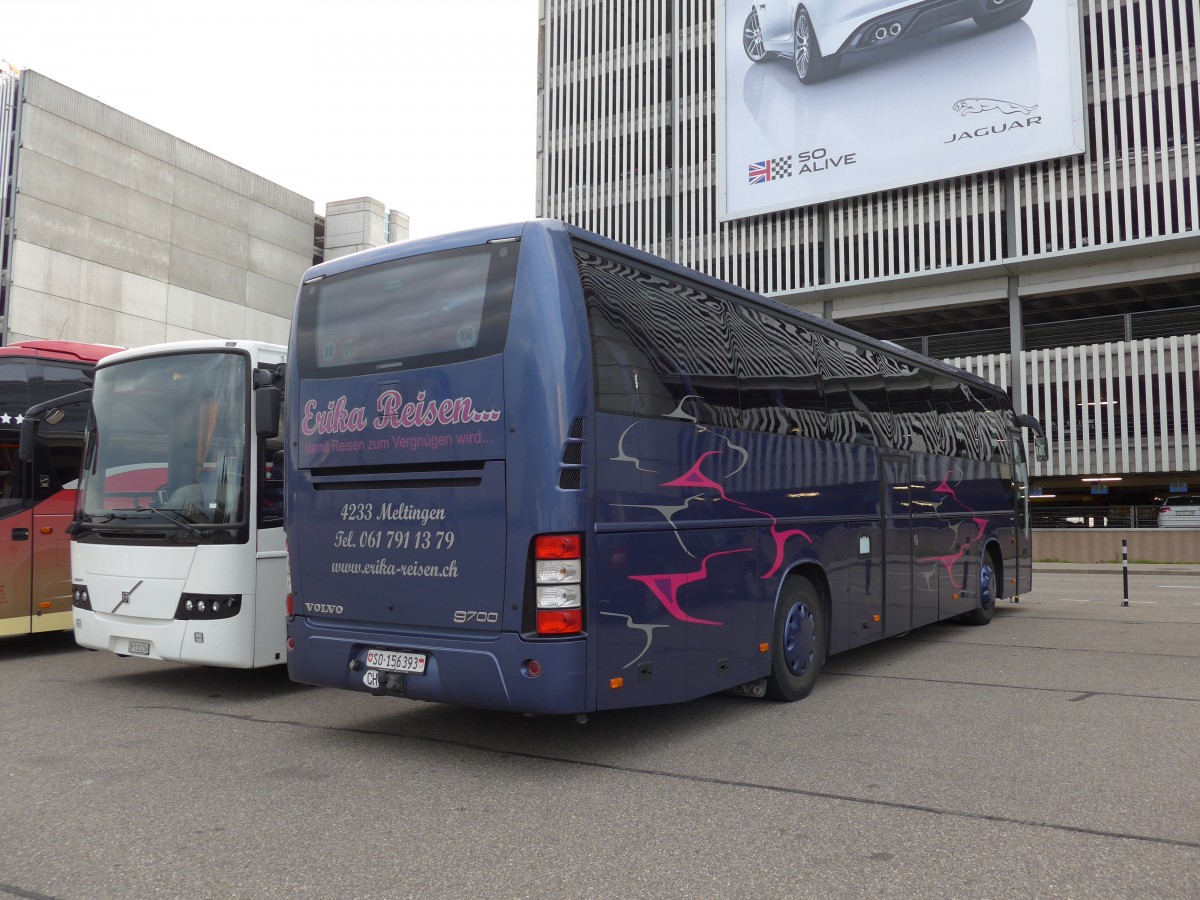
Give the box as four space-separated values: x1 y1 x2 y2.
80 350 248 538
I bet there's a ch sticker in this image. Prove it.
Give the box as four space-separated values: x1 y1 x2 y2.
363 669 379 689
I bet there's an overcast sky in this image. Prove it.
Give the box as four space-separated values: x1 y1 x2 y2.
3 0 538 239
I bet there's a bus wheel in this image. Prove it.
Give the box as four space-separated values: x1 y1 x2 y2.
962 552 998 626
765 577 826 701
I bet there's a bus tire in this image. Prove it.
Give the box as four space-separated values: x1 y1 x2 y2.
765 576 826 701
962 550 999 626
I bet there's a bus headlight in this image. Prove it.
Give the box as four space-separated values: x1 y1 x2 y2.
72 586 92 610
175 594 242 620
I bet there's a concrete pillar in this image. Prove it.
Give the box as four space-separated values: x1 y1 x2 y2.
388 210 410 244
323 197 389 261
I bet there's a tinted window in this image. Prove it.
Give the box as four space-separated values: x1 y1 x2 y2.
973 386 1012 463
933 375 992 460
729 303 827 439
819 336 891 447
34 363 93 497
881 359 942 454
297 243 518 378
0 362 32 517
577 245 739 427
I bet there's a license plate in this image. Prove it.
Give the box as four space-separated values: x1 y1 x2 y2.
365 648 427 674
127 640 151 656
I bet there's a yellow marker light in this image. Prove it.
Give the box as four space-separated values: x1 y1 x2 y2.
38 602 52 610
952 593 959 601
873 614 880 622
759 643 769 653
610 677 624 689
41 527 53 535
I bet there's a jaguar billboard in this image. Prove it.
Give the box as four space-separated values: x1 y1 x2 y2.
718 0 1086 220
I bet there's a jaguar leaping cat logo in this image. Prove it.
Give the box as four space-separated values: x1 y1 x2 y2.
953 98 1038 116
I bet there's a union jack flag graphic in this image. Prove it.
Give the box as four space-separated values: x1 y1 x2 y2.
748 155 793 184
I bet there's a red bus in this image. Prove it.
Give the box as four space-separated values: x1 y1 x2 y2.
0 340 123 638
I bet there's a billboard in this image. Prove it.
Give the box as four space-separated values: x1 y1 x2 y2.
718 0 1086 220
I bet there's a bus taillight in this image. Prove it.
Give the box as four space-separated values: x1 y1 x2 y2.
535 534 582 560
533 532 583 636
536 609 583 634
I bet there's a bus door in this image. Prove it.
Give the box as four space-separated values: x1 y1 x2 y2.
0 361 33 637
29 448 75 634
0 461 33 637
29 362 92 632
881 454 914 637
1011 435 1033 593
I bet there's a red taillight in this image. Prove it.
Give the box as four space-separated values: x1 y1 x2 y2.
286 594 293 617
531 532 583 636
1160 507 1171 513
535 534 582 560
537 609 583 635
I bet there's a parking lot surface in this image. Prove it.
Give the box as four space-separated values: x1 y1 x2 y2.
2 569 1198 898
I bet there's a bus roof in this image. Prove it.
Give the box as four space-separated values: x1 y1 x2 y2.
299 219 1011 404
96 339 288 369
0 340 126 364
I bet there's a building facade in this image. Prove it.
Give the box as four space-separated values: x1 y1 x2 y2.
1 69 409 351
537 0 1199 516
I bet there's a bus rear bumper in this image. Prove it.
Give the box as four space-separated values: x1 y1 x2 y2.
287 617 589 715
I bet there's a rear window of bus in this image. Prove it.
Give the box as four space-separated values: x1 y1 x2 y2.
296 243 518 378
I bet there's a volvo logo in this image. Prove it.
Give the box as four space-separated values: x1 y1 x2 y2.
114 580 143 612
304 602 344 615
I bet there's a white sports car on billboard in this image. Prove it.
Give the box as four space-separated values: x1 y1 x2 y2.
741 0 1034 83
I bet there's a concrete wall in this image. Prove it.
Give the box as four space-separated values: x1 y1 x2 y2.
5 71 314 347
1036 529 1200 564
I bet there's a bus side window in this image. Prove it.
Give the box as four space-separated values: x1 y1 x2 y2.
0 361 32 516
729 302 827 440
258 394 285 527
33 362 94 499
576 244 739 427
882 360 937 454
819 337 892 448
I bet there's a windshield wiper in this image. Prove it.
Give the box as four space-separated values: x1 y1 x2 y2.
135 506 214 538
67 512 116 536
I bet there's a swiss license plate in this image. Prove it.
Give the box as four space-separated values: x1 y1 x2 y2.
127 640 151 656
365 648 427 674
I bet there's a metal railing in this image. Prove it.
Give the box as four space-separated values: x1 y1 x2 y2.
1031 505 1162 529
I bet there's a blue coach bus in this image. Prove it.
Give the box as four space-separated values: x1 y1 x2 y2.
283 219 1046 715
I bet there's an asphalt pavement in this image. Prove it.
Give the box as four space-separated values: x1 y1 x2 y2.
1 569 1198 898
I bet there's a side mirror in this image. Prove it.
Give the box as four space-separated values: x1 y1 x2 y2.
19 388 93 462
1033 435 1049 462
255 386 281 439
253 364 285 439
1014 412 1048 462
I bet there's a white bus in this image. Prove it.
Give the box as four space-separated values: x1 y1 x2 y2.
61 340 287 667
